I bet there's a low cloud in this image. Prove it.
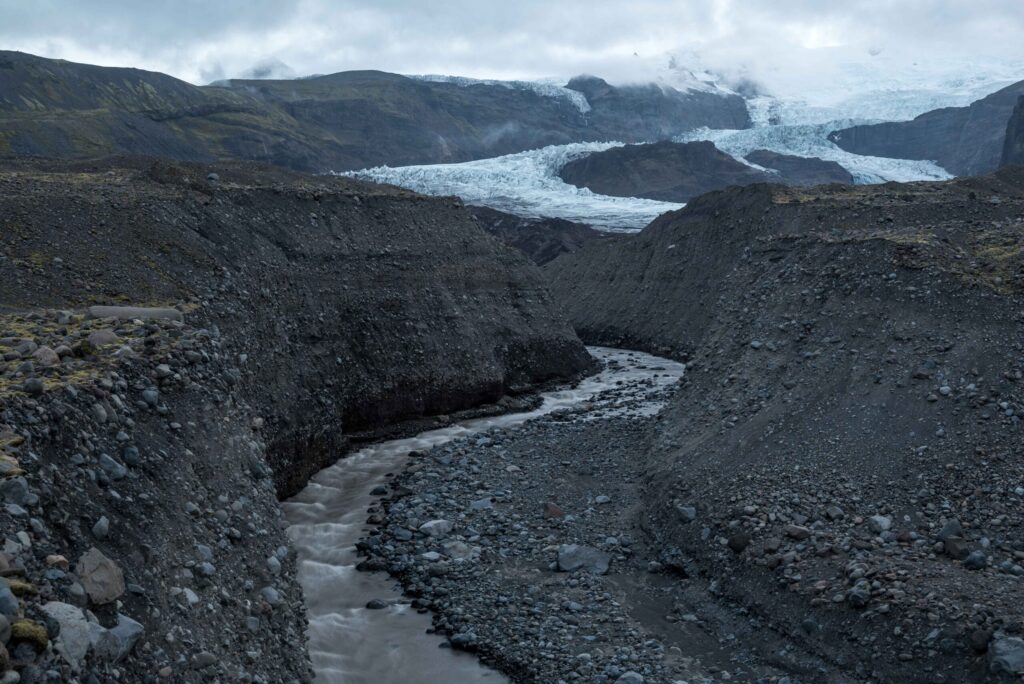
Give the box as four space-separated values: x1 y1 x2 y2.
1 0 1022 95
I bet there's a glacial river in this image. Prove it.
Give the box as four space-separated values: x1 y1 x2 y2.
282 347 685 683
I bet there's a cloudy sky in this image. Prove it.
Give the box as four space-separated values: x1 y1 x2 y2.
2 0 1024 95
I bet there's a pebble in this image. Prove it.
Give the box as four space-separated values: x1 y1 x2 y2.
192 651 217 669
0 479 29 509
92 516 110 540
557 544 612 575
615 673 645 684
0 580 19 618
964 551 988 570
23 377 45 396
469 497 493 511
418 519 453 538
98 453 127 480
868 515 892 533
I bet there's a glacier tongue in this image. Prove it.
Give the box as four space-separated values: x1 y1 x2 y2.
678 123 953 184
345 142 684 232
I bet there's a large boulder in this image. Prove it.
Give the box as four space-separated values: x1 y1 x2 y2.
41 602 91 670
75 547 125 605
556 544 611 575
989 636 1024 675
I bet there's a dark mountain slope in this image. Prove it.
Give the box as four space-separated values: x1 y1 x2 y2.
0 50 223 112
0 51 751 172
0 51 340 168
558 141 851 203
744 148 853 185
559 141 768 202
469 206 609 265
828 79 1024 176
545 170 1024 680
1003 95 1024 167
565 75 750 138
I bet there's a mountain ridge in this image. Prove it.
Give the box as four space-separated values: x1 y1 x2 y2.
0 50 751 172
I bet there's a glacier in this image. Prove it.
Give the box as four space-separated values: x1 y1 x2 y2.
677 123 953 184
680 56 1022 184
348 58 1022 230
742 56 1024 126
347 142 683 231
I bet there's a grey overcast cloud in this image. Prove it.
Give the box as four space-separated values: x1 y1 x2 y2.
2 0 1024 93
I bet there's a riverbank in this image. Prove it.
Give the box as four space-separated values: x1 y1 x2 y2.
287 348 686 682
344 348 802 683
353 347 855 683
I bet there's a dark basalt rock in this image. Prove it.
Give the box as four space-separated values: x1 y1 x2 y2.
1002 96 1024 168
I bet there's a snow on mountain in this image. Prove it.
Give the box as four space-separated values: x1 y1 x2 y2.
672 55 1023 182
408 74 592 113
744 56 1024 125
346 142 681 232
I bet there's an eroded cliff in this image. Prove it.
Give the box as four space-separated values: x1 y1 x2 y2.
0 157 592 681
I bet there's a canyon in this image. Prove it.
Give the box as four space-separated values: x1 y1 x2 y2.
0 45 1023 684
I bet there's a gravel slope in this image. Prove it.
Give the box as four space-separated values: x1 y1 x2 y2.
546 170 1024 681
